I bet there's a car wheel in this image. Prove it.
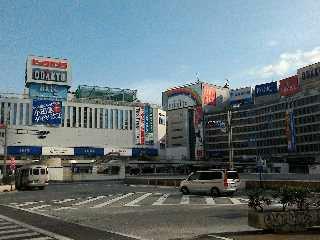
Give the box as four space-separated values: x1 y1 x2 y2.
181 187 189 195
211 188 220 197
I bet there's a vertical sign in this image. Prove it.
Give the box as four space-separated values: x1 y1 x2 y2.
135 107 140 144
285 110 296 152
140 107 145 145
144 106 154 145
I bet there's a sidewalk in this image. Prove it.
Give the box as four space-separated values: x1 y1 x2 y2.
0 184 16 192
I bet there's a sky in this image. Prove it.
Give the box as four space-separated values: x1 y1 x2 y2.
0 0 320 104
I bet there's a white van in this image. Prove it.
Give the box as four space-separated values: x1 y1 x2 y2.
179 169 240 196
15 164 49 190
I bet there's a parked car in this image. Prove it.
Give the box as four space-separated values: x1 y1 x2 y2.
179 169 240 196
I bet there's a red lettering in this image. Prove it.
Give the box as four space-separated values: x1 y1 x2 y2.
31 58 68 69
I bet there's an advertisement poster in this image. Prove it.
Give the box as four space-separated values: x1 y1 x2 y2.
139 107 145 145
279 76 301 96
202 84 216 106
194 106 204 160
285 110 296 152
32 100 62 125
144 106 154 145
255 82 278 97
28 83 68 100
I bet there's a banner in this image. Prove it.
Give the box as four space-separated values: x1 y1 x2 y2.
285 110 296 152
28 83 68 100
7 146 42 155
32 100 62 125
104 147 132 156
144 106 154 145
279 76 301 96
255 82 278 97
139 107 145 145
135 107 140 144
74 147 104 156
202 84 216 106
42 147 74 155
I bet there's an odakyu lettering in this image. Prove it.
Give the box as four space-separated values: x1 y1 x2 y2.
32 58 68 69
301 66 320 80
32 68 67 82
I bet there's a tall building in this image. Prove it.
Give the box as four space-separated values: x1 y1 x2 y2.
162 81 230 161
0 55 165 177
204 62 320 174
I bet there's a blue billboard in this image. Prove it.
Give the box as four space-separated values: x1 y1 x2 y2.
255 82 278 97
32 100 62 125
7 146 42 155
28 83 68 100
132 148 158 157
74 147 104 156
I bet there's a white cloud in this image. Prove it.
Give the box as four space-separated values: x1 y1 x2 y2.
249 46 320 80
267 40 278 47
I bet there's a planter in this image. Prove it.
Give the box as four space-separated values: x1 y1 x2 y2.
248 209 320 232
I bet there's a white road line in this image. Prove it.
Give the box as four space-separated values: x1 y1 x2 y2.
0 232 40 240
207 234 233 240
124 193 153 206
205 197 216 205
54 206 78 211
0 228 29 234
0 222 11 226
15 201 44 207
31 237 53 240
180 195 190 205
0 214 73 240
53 199 75 204
91 193 134 208
229 198 242 204
27 205 51 211
152 193 170 205
0 225 19 230
73 196 106 206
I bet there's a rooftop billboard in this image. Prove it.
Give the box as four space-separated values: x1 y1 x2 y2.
255 82 278 97
279 75 301 97
25 55 71 87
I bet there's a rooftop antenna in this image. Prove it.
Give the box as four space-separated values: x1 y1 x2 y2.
223 78 230 88
196 72 200 83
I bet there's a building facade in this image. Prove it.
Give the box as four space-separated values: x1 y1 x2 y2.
204 62 320 173
0 56 166 176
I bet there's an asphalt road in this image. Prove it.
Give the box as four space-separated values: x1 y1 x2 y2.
0 181 254 240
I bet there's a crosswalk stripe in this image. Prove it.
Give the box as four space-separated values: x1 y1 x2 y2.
73 196 106 206
0 232 40 240
124 193 153 206
180 195 190 205
152 193 169 205
27 205 51 211
205 197 216 205
53 198 75 204
0 223 11 226
30 237 53 240
229 198 242 204
0 225 19 230
15 201 44 207
0 228 29 234
91 193 134 208
54 206 78 211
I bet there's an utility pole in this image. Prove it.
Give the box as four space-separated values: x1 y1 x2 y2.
227 109 234 170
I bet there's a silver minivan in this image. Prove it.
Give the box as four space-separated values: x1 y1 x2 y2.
179 170 240 196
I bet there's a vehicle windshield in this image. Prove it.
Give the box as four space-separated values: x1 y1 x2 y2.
32 169 40 175
226 172 239 179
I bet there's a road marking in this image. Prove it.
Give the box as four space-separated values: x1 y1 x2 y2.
91 193 134 208
0 214 73 240
14 201 44 207
0 222 11 226
53 199 75 204
205 197 216 205
27 205 51 211
180 195 190 205
0 228 29 234
229 198 242 204
0 225 19 230
124 193 153 206
73 196 106 206
31 237 53 240
207 235 233 240
0 232 40 240
152 193 169 205
54 206 78 211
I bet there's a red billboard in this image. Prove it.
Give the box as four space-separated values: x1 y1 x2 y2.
202 84 216 106
279 75 301 96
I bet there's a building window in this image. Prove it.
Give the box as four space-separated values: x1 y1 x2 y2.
120 110 124 129
78 107 82 128
25 103 30 125
19 103 23 125
104 109 108 129
129 110 133 130
110 109 114 129
124 110 128 130
115 109 119 129
94 108 98 128
13 103 17 125
83 107 88 128
72 107 77 127
88 108 92 128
